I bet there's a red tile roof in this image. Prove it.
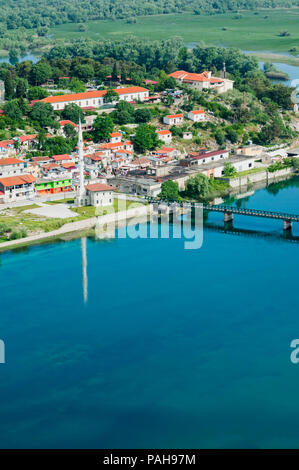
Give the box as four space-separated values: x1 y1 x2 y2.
99 142 124 150
191 110 205 114
110 132 122 138
85 183 115 192
157 130 172 135
62 162 76 169
41 87 148 105
169 70 224 84
0 158 23 166
52 154 71 161
0 140 14 148
0 174 36 187
18 134 37 143
59 120 78 128
166 114 183 119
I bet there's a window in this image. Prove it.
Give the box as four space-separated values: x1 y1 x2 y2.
249 163 252 168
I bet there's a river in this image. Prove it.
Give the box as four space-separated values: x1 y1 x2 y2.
0 177 298 448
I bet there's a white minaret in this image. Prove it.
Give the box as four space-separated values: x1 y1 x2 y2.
78 119 85 197
75 119 85 206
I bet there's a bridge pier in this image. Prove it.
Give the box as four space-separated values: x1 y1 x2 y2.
224 212 234 224
283 219 292 232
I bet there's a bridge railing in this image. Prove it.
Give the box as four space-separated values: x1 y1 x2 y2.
143 196 299 221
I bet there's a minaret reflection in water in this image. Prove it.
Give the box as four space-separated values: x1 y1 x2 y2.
81 237 88 303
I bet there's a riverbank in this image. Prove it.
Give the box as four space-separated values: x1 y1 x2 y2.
220 167 296 190
0 204 152 252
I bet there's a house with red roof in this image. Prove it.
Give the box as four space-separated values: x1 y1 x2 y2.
163 113 184 125
85 182 115 207
188 110 206 122
169 70 234 94
0 174 36 203
154 147 177 159
110 132 122 143
40 86 149 111
0 139 16 157
51 154 72 164
15 134 38 149
0 158 25 178
157 129 172 144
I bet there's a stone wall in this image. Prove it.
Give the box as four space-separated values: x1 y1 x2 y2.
220 167 294 189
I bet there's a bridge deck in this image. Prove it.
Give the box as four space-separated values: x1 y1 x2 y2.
145 197 299 222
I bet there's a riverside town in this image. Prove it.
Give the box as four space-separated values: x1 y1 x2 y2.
0 0 298 460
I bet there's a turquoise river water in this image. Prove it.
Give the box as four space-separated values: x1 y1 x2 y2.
0 177 298 449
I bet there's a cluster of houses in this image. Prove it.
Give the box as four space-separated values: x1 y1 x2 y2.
0 75 295 205
0 126 294 204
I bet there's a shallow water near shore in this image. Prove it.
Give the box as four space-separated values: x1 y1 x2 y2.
0 177 298 448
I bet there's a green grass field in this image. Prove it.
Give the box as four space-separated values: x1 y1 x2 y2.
50 9 299 54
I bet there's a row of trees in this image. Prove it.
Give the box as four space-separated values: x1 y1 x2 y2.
2 1 296 31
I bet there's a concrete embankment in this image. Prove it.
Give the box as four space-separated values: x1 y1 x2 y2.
0 205 152 252
221 167 295 189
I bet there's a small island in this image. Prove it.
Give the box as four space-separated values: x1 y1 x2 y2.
263 62 289 80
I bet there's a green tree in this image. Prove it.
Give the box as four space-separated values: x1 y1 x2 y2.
3 100 22 120
93 115 114 142
61 103 84 124
69 77 86 92
4 70 14 100
215 129 226 146
72 64 94 82
111 62 118 81
223 162 237 177
185 174 211 200
43 136 76 156
37 129 47 149
15 78 28 98
27 86 49 100
63 124 77 138
30 101 55 127
133 124 161 153
112 100 135 124
135 108 151 123
104 89 120 104
159 180 180 200
30 61 52 85
9 48 19 65
225 127 238 144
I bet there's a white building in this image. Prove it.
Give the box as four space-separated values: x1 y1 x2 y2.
40 86 150 111
163 114 184 125
84 183 115 207
192 149 230 166
157 130 172 143
0 158 26 178
110 132 122 143
0 174 36 203
169 70 234 94
183 132 193 140
188 110 206 122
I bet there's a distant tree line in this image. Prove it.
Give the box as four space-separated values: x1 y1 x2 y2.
0 0 298 32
